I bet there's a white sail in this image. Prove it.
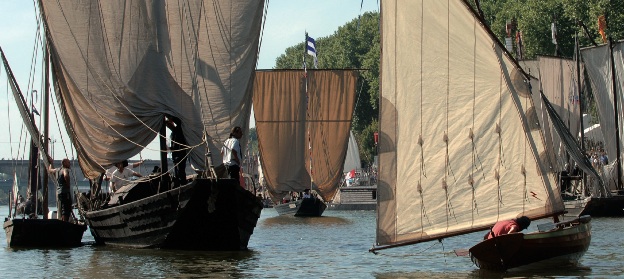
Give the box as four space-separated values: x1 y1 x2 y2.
536 56 583 170
581 41 624 191
41 1 264 178
343 131 361 172
376 0 562 248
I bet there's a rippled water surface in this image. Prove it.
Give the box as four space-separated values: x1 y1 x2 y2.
1 206 623 278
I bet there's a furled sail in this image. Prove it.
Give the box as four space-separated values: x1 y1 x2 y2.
253 70 358 202
40 0 264 178
581 42 624 191
376 0 562 249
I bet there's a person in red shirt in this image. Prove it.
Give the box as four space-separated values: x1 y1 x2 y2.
485 216 531 240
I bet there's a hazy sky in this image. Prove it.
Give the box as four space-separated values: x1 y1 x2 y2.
0 0 379 160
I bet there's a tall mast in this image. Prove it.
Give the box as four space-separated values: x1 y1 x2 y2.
576 30 584 151
42 35 50 218
575 26 587 197
609 37 622 189
304 32 313 193
160 121 168 191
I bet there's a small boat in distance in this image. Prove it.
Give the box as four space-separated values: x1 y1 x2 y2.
1 46 87 248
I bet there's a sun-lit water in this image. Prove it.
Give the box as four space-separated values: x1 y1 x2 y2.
1 206 623 278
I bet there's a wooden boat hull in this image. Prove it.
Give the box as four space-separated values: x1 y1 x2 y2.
469 216 591 271
82 178 263 250
274 197 327 217
3 218 87 247
579 195 624 217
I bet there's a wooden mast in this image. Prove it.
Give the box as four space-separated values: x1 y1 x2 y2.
160 120 168 191
42 36 50 219
609 37 622 190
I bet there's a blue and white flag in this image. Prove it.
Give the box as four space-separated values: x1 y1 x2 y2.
306 34 318 68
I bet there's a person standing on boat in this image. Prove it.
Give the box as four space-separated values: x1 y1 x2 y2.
484 216 531 240
303 189 312 199
166 116 188 186
104 159 144 193
110 160 143 192
47 156 72 222
221 126 243 183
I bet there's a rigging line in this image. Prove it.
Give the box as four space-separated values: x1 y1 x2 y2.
444 0 456 184
255 0 270 69
470 17 479 217
191 1 231 154
96 0 123 86
497 69 503 212
419 0 426 179
5 70 17 168
52 1 165 149
316 75 334 185
523 80 528 209
229 0 233 128
194 1 222 147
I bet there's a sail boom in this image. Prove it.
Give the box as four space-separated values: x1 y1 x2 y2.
371 210 564 252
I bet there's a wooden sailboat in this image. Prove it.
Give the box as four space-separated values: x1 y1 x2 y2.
579 39 624 216
253 69 358 216
1 46 87 248
371 0 591 271
38 0 264 250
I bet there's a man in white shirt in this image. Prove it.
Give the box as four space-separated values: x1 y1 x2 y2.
109 160 143 192
104 160 144 193
221 126 243 183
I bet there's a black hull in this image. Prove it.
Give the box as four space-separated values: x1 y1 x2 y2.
3 218 87 247
579 195 624 217
82 178 262 250
469 216 591 271
274 197 327 217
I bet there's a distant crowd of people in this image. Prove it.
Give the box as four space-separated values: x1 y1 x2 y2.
588 148 608 170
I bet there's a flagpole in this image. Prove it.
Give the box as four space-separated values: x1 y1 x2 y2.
304 32 313 194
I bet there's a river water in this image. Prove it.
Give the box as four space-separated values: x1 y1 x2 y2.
1 206 622 278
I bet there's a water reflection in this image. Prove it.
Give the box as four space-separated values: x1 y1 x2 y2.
260 215 352 227
374 264 593 279
75 245 259 278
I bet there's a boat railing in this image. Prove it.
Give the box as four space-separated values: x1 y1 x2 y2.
536 215 591 232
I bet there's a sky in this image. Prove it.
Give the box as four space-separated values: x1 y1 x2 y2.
0 0 379 161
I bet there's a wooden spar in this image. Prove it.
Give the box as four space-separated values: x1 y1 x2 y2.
609 38 622 190
575 29 587 196
369 211 566 253
42 39 50 219
159 118 168 189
